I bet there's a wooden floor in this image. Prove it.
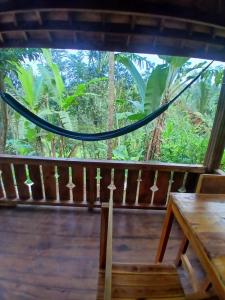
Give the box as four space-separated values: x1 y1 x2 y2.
0 206 190 299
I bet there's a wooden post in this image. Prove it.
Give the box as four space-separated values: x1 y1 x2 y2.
204 71 225 172
99 203 109 269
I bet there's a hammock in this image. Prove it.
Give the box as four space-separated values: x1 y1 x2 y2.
0 61 213 141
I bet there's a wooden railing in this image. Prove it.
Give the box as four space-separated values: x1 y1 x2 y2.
0 154 206 209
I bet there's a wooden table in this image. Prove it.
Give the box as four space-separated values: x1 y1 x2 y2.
156 193 225 299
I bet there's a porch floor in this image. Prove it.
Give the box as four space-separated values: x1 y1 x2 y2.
0 206 192 300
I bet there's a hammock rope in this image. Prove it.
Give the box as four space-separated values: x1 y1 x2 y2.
0 61 213 141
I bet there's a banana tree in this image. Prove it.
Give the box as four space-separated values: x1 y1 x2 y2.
146 56 191 160
41 49 105 157
116 54 204 160
197 68 222 115
115 54 167 119
5 53 83 156
0 49 40 153
5 64 46 155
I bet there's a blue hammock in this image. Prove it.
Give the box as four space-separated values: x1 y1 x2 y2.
0 61 212 141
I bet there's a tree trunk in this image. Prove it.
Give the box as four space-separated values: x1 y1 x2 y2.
36 135 44 155
0 74 8 153
145 96 168 161
107 52 115 160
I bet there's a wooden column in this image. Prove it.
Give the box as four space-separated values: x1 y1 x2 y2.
99 203 109 270
204 71 225 172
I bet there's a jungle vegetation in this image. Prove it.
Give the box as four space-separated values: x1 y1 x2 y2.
0 48 224 168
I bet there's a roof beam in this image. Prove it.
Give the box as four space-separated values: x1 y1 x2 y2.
0 1 225 29
0 21 223 48
0 37 224 61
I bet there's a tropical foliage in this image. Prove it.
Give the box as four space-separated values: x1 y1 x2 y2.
0 48 224 166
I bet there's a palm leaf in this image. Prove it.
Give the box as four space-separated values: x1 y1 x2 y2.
63 83 86 110
144 64 169 114
16 65 34 107
42 49 65 102
116 55 146 101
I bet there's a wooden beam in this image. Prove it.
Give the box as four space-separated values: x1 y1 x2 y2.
204 71 225 171
99 203 109 270
0 1 225 31
0 22 224 48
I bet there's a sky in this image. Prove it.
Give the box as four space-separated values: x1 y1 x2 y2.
25 49 225 75
66 49 225 70
140 53 225 68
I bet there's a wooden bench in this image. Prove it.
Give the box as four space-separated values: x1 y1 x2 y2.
97 263 186 299
96 176 220 299
97 196 186 299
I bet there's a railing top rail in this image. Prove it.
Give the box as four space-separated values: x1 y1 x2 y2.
0 154 206 173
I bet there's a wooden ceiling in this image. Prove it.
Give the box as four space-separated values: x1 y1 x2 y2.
0 0 225 60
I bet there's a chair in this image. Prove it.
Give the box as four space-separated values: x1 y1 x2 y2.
172 174 225 300
196 174 225 194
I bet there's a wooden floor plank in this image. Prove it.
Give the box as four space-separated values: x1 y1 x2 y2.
0 206 188 300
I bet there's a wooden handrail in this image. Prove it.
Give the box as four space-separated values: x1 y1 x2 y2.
0 154 206 209
0 154 205 172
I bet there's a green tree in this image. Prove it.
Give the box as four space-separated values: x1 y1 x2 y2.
0 49 40 152
107 52 115 159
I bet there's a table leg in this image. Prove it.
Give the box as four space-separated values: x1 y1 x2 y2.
175 235 189 266
155 201 174 263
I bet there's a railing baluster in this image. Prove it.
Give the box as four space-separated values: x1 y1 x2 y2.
171 172 185 193
126 169 139 205
28 164 43 200
150 170 159 206
14 163 30 200
165 171 174 206
96 168 101 200
152 171 170 206
135 170 141 205
86 167 97 209
100 168 112 203
58 165 70 201
139 170 155 205
72 165 84 203
42 164 57 201
67 167 75 202
178 172 188 192
122 169 128 205
113 169 125 205
40 165 46 201
0 169 6 199
25 164 33 200
0 163 17 199
11 164 19 199
55 166 60 202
